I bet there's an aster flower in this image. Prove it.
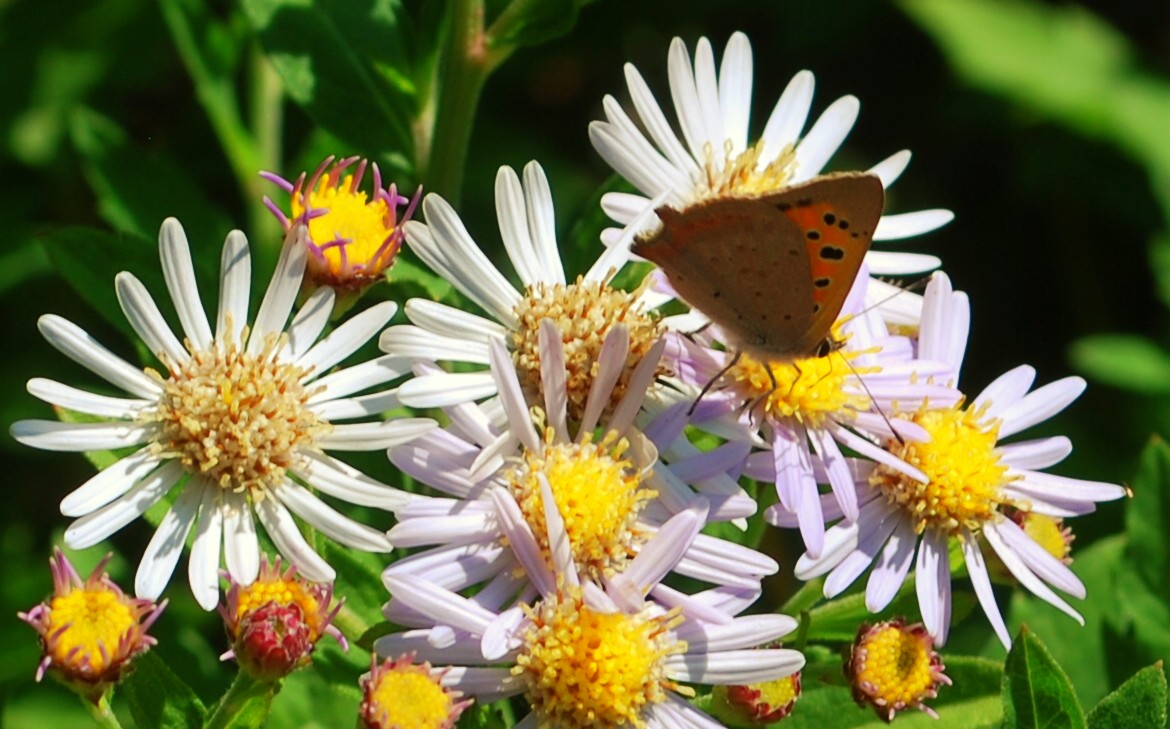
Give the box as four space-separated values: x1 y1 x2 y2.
845 618 950 721
589 31 951 312
19 549 164 701
11 218 435 609
658 271 960 558
220 556 344 681
385 332 772 612
379 160 666 417
709 671 802 725
791 273 1129 647
262 155 421 294
376 477 804 729
360 653 471 729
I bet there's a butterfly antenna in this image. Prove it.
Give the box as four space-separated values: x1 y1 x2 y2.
689 350 742 416
840 355 905 446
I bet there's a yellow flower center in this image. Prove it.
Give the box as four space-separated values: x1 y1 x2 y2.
236 577 323 640
515 587 686 728
729 349 871 428
511 277 663 423
368 666 456 729
871 404 1012 535
851 623 939 714
1020 512 1072 564
293 173 399 283
151 334 325 494
509 431 654 581
698 139 798 201
48 587 137 675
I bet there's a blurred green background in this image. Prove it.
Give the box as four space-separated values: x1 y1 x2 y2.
2 0 1169 725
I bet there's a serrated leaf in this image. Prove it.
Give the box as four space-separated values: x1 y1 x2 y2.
1069 335 1170 395
1002 627 1087 729
121 651 207 729
1087 663 1169 729
241 0 416 179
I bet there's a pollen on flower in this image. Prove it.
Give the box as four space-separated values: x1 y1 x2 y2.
19 549 163 698
512 276 663 423
729 348 872 428
698 138 799 201
150 331 325 495
508 429 655 581
263 156 420 290
845 619 950 722
514 585 686 729
870 402 1013 535
360 653 470 729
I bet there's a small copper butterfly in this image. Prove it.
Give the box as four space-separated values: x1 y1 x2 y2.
633 172 884 363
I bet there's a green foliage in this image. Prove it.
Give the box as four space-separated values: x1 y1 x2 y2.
1003 628 1087 729
121 652 207 729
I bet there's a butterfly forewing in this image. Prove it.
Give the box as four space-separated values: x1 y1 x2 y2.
635 171 885 362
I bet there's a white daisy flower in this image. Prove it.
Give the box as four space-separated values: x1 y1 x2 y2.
385 330 771 606
11 218 435 609
790 273 1128 647
589 31 954 325
376 475 804 729
379 160 666 417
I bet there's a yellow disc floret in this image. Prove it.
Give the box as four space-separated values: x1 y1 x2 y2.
151 332 324 495
512 277 663 423
871 402 1012 535
235 577 322 640
508 431 654 581
47 588 137 676
846 619 948 722
698 139 799 201
294 175 393 279
730 348 871 428
368 667 457 729
515 586 686 728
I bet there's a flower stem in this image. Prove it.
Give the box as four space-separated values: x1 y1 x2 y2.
203 672 277 729
423 0 513 204
84 694 125 729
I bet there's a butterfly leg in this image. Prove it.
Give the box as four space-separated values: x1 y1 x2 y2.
689 350 742 416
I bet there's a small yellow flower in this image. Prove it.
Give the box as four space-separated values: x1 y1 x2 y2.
19 549 164 701
220 556 344 681
711 671 802 725
845 618 950 722
360 653 470 729
263 156 420 292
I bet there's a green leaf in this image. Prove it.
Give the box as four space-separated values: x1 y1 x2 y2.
68 106 235 253
241 0 416 178
121 651 207 729
802 579 978 644
1127 437 1170 598
1002 627 1087 729
488 0 591 49
38 225 162 342
1087 663 1169 729
202 673 276 729
1069 335 1170 395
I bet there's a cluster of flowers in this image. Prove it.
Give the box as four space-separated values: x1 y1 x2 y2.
14 32 1126 727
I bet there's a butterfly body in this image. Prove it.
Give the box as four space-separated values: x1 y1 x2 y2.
634 172 884 363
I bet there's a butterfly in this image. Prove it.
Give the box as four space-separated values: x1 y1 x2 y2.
633 172 884 364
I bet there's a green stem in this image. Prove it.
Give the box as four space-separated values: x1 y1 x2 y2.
84 693 125 729
248 43 286 263
779 577 824 616
423 0 513 203
333 602 372 642
158 0 263 223
204 672 276 729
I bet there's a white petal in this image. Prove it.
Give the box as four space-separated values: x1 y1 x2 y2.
216 230 251 346
974 365 1036 418
223 490 259 584
521 162 564 283
403 299 508 342
997 377 1084 438
254 495 335 582
286 287 335 361
11 419 157 452
159 218 213 349
188 487 224 610
38 315 161 398
64 460 185 548
273 479 392 551
293 450 413 510
873 210 955 241
27 377 150 419
134 479 204 599
495 166 543 287
984 520 1083 624
315 418 436 450
718 32 753 152
296 301 397 377
247 225 308 354
867 150 910 187
793 95 859 179
664 648 805 685
60 447 161 517
308 355 413 403
916 530 951 644
396 371 497 408
961 530 1011 649
760 70 814 161
115 272 188 365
